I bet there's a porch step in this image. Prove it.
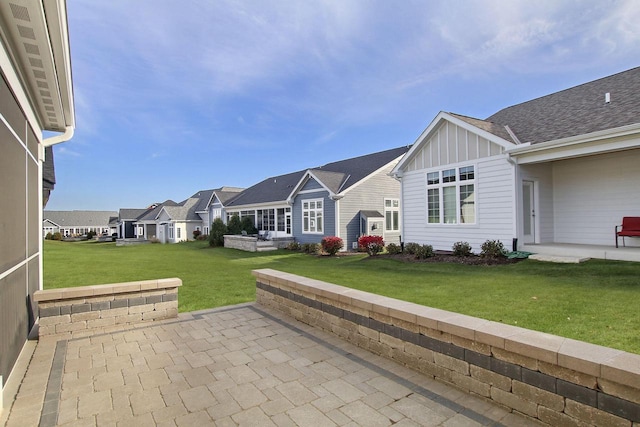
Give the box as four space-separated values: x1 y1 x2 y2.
529 254 590 264
256 246 278 252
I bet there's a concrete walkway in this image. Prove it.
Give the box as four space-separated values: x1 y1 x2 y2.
2 304 540 426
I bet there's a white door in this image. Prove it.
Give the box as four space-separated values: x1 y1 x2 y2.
522 181 536 244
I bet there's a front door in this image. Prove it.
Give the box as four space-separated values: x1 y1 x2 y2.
522 181 536 244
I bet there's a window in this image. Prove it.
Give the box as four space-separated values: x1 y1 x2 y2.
168 224 174 239
204 226 209 235
277 207 291 233
257 209 275 231
302 199 323 233
177 227 181 239
384 199 399 231
425 165 475 224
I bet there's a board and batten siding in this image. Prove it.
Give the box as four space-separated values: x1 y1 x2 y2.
400 120 515 252
292 187 335 244
552 149 640 246
404 121 503 172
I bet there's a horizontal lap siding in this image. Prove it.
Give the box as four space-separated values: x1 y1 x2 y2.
292 190 335 244
553 149 640 246
339 162 402 249
402 156 515 252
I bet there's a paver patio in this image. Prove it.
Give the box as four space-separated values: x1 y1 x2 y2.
2 303 540 426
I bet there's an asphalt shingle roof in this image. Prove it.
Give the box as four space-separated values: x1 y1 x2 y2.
226 146 409 207
44 210 118 227
119 208 149 221
486 66 640 144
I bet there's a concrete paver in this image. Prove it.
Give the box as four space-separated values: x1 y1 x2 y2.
2 303 541 426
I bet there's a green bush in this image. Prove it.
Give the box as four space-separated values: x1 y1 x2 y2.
452 241 472 257
414 244 434 259
404 242 421 255
52 232 62 241
227 214 242 235
240 216 258 235
481 239 506 258
193 229 202 240
45 232 53 240
321 236 343 256
287 241 301 251
302 243 319 254
209 218 227 247
86 230 96 239
386 243 402 255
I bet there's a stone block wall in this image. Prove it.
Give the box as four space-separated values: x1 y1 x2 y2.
224 235 258 252
253 268 640 427
33 278 181 339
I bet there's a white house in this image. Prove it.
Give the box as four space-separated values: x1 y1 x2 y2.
391 67 640 255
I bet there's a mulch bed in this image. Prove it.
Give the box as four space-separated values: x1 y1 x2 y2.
368 252 522 265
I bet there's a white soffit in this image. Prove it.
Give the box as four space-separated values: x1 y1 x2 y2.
0 0 73 132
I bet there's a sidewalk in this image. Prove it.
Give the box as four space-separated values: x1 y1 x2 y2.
2 303 540 426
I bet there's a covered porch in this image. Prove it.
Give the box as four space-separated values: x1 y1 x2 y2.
521 242 640 262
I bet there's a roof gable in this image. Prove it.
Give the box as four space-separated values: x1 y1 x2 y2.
393 112 515 174
43 210 119 226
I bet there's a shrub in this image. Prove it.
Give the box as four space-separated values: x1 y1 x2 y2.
209 218 227 247
150 237 161 244
193 229 202 240
358 235 385 256
86 230 96 239
414 244 434 259
52 232 62 241
404 242 421 255
321 236 343 256
240 216 258 235
481 239 506 258
196 234 208 241
302 243 319 254
452 241 472 257
287 241 301 251
227 214 242 235
386 243 402 255
45 232 53 240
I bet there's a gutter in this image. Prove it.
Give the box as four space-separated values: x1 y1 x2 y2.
42 125 74 147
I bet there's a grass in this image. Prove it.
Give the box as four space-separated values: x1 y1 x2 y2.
43 240 640 354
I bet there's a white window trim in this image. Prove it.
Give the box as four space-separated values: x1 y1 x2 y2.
425 164 476 225
384 198 400 232
302 198 324 234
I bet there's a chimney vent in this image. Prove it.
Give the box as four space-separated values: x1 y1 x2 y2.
605 92 611 103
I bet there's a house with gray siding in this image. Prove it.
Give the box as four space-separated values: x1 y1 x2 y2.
43 210 118 237
0 0 75 406
226 146 409 250
207 187 245 231
392 66 640 253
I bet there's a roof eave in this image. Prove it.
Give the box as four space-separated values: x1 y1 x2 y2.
506 123 640 164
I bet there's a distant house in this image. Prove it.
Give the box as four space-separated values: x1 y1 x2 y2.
207 187 245 230
0 0 75 403
43 210 118 237
391 66 640 253
226 146 410 250
134 201 178 240
117 208 150 239
153 189 221 243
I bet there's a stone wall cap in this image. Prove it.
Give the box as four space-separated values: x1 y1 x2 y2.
34 278 182 302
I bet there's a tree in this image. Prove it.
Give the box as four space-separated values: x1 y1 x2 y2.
227 214 242 235
240 216 257 235
209 218 227 247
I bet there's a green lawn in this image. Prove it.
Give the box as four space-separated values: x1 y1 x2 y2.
43 240 640 354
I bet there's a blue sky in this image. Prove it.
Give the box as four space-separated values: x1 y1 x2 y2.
48 0 640 211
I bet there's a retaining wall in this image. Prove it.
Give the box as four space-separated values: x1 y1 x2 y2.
253 268 640 427
33 278 181 338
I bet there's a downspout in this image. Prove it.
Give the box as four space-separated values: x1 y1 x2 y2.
42 125 74 147
505 151 519 250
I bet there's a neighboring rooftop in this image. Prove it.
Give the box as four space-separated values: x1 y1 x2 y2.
43 210 118 226
227 146 410 207
485 66 640 144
